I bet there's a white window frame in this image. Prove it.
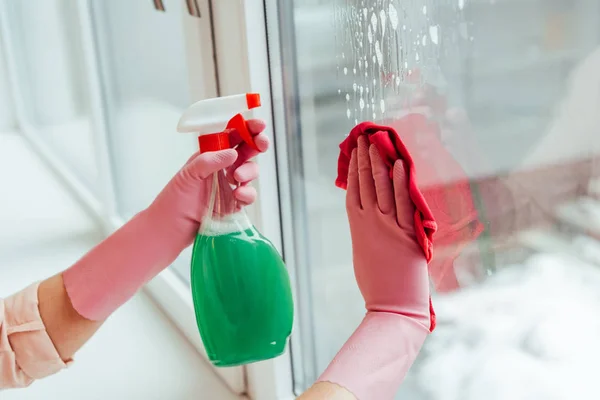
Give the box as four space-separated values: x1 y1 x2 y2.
209 0 298 398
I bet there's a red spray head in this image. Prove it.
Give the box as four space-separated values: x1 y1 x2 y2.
177 93 262 153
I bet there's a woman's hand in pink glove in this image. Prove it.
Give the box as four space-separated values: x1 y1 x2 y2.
318 136 431 400
347 136 431 328
145 119 269 251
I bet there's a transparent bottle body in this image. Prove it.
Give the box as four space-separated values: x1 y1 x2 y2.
190 170 294 367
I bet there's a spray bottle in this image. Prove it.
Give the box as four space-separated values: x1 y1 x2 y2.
177 93 294 367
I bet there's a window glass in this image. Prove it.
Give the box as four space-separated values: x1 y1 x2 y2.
3 0 98 192
273 0 600 397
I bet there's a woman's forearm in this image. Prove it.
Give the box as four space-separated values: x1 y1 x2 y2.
0 276 95 389
37 273 104 361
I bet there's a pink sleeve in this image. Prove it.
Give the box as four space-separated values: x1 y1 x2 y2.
1 283 70 389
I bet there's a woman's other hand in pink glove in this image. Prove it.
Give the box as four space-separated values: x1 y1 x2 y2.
63 120 269 321
348 137 431 328
318 136 430 400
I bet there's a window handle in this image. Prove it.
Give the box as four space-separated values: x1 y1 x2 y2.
153 0 166 11
186 0 202 18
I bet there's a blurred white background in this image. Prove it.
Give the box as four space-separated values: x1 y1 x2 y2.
3 0 600 399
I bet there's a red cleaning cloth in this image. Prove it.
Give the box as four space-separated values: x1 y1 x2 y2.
337 115 484 294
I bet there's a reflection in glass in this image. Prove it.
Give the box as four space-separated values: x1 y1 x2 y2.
274 0 600 397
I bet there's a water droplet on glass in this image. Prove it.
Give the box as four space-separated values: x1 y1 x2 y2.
380 99 386 113
403 25 407 31
360 86 364 94
365 60 369 68
358 60 362 69
404 61 409 68
346 93 350 101
429 25 439 45
388 4 399 30
359 98 365 110
375 41 383 66
371 13 378 33
338 89 341 94
373 78 376 85
372 55 377 63
373 112 376 119
363 7 368 19
353 82 358 91
422 5 427 14
380 9 387 37
415 53 420 61
347 109 351 119
344 67 348 75
355 119 358 125
353 68 357 75
458 0 465 10
396 76 401 85
342 52 345 59
422 35 428 46
368 26 373 44
366 87 370 93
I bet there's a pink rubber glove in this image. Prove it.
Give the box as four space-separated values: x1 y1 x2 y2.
63 120 269 321
318 137 431 400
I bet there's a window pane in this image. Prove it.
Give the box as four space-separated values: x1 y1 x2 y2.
4 0 98 192
91 0 210 281
273 0 600 397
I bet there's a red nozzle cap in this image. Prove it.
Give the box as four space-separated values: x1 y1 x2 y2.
246 93 261 109
227 113 259 151
198 132 230 153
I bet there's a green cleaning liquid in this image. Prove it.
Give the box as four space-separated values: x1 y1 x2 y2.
190 212 294 367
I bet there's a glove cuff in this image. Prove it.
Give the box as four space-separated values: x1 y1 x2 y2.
317 312 429 400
